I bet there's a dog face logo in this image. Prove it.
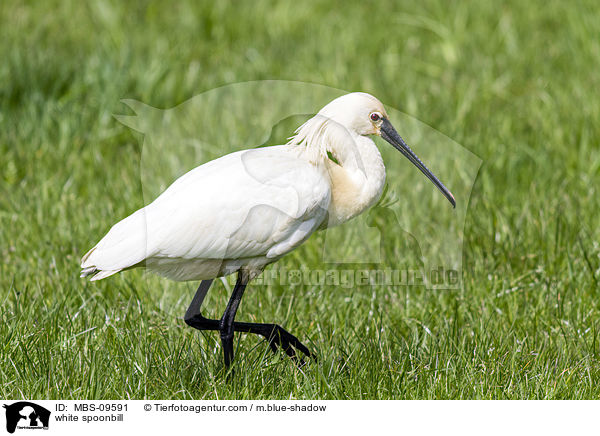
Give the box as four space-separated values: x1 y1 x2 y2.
2 402 50 433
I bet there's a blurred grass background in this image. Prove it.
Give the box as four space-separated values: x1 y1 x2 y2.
1 0 600 399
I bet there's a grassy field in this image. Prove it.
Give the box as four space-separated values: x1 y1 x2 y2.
2 0 600 399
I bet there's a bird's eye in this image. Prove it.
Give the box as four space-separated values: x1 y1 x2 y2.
370 113 381 122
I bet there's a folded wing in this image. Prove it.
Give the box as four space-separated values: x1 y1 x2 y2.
81 146 331 281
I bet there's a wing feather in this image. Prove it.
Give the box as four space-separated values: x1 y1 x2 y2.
81 146 330 279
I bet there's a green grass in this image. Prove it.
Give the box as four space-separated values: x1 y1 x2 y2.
2 0 600 399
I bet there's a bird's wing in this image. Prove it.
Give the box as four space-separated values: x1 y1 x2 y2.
81 146 330 278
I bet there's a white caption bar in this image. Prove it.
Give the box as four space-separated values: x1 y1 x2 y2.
0 400 595 436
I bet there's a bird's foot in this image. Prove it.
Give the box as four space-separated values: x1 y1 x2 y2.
261 324 315 367
184 314 314 367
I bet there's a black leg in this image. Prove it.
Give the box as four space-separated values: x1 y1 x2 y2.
184 274 314 367
218 272 248 367
184 279 213 322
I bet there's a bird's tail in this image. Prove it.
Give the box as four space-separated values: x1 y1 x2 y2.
80 247 122 281
80 266 97 277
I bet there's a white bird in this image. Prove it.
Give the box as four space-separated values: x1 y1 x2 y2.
81 92 455 368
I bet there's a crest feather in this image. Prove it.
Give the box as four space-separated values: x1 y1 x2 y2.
287 114 353 164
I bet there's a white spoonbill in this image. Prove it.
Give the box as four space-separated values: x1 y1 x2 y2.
81 92 455 368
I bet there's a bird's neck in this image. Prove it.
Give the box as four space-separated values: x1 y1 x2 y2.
325 135 386 227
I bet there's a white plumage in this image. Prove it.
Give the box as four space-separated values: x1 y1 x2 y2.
81 92 454 283
81 146 330 281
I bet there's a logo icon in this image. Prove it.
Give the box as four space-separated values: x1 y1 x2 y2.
2 402 50 434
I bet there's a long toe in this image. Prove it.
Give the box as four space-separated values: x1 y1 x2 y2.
279 328 312 358
266 325 314 362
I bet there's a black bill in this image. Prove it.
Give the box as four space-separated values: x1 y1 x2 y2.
380 118 456 208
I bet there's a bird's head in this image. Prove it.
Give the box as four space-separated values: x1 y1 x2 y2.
317 92 389 137
312 92 455 208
